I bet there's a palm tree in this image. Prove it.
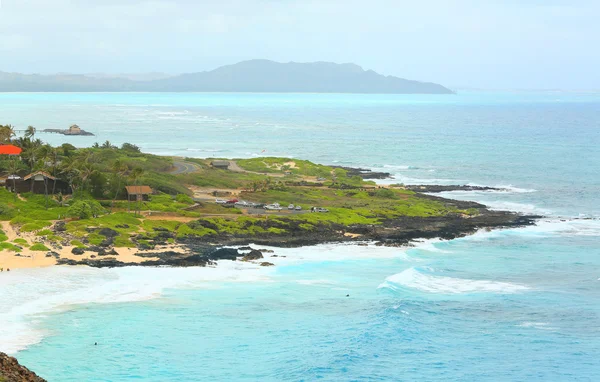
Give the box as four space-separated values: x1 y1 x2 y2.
58 156 80 196
102 140 113 149
129 167 144 216
111 159 128 209
46 147 61 195
7 156 20 201
24 125 36 139
0 125 16 144
77 162 97 194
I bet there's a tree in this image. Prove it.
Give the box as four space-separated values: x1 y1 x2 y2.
121 142 141 153
0 125 15 144
102 140 114 149
111 159 128 209
24 125 36 139
129 167 144 216
6 156 20 201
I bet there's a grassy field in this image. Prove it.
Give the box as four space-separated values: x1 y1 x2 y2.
0 151 477 249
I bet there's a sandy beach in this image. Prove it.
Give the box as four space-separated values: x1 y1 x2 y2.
0 222 187 270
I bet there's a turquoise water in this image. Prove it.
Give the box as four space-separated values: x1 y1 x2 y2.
1 92 599 381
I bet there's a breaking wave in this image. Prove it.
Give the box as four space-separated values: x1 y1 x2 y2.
378 267 530 295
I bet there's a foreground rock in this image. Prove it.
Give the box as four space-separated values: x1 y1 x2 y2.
0 353 46 382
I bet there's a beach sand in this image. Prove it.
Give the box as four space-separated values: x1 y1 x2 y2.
0 222 187 270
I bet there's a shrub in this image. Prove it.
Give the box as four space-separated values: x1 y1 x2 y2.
30 243 49 251
68 200 105 219
0 242 21 252
175 194 194 205
374 188 397 199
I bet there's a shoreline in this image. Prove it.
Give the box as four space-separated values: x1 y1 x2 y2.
0 207 540 270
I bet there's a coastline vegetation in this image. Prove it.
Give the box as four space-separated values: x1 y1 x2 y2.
0 125 478 252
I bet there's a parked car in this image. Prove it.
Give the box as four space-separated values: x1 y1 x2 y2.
288 204 295 210
295 205 302 211
265 203 282 210
215 199 227 204
317 177 327 181
311 207 329 213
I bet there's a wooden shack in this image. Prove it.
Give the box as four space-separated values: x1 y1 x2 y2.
6 171 72 195
126 185 153 201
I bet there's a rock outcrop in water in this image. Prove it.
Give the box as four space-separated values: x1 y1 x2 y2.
0 353 46 382
403 185 505 192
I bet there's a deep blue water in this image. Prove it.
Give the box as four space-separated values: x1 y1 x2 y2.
0 92 599 381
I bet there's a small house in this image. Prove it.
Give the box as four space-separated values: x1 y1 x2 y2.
210 160 230 170
6 171 71 195
126 185 153 201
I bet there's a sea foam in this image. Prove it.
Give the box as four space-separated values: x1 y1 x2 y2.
378 267 529 294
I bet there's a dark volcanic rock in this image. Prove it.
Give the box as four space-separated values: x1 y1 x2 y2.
206 247 239 260
0 352 46 382
242 250 264 261
53 221 66 232
99 228 118 238
45 251 60 258
330 165 391 180
260 262 275 267
71 247 85 255
404 185 504 193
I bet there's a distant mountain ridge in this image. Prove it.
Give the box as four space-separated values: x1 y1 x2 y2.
0 60 453 94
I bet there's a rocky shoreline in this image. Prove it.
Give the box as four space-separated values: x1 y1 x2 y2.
403 185 506 193
55 193 540 268
0 352 46 382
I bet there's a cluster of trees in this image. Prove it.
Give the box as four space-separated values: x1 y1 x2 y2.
0 125 148 208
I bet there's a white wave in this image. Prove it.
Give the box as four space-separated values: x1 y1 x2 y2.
467 183 537 193
0 243 416 354
0 262 269 354
458 218 600 241
518 321 556 331
378 267 529 294
409 238 451 254
485 201 553 215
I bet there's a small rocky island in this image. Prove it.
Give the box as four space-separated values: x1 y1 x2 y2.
42 124 94 136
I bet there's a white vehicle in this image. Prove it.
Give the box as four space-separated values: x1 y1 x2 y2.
295 205 302 211
215 199 228 204
235 201 250 208
316 207 329 213
264 203 282 211
288 204 295 210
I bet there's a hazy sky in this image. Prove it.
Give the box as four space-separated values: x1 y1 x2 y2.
0 0 598 89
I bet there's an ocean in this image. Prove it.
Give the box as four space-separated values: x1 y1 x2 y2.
0 91 599 381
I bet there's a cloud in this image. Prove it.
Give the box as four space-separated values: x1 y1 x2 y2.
0 0 598 88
